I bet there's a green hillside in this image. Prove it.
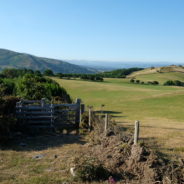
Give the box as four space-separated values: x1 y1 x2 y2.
127 65 184 84
132 72 184 84
0 49 95 74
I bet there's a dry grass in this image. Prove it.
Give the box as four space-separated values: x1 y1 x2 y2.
128 65 184 78
0 135 86 184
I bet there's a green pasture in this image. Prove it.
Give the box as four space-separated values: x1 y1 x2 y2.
54 77 184 122
132 72 184 84
53 77 184 156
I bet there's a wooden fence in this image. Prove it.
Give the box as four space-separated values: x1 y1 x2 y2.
16 98 85 132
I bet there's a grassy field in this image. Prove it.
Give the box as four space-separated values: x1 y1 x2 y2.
0 135 88 184
130 72 184 84
1 76 184 184
53 77 184 157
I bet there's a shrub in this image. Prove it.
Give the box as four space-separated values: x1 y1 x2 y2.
136 80 140 84
0 79 15 97
164 80 176 86
0 96 19 143
130 79 134 83
16 77 49 100
45 82 71 103
174 80 183 86
2 68 35 78
16 74 72 102
43 69 54 76
152 81 159 85
73 156 109 181
0 96 19 115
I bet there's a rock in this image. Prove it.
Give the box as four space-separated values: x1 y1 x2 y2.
70 167 76 176
32 154 44 159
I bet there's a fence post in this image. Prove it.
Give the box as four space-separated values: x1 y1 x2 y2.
81 104 85 114
134 120 140 145
41 98 46 107
50 104 54 127
75 98 81 131
104 113 108 135
88 106 92 132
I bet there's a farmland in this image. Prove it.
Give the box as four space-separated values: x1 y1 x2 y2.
129 72 184 84
53 77 184 157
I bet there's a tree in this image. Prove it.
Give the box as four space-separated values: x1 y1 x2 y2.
43 69 54 76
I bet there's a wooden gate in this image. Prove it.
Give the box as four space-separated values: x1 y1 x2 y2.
16 98 84 132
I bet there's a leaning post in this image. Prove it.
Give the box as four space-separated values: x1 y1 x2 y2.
134 120 140 145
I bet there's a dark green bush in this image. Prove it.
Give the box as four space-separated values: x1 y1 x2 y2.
0 96 19 115
147 81 159 85
16 75 49 100
174 80 183 86
0 79 15 97
163 80 184 86
152 81 159 85
16 74 71 102
0 96 19 143
43 69 54 76
2 68 35 78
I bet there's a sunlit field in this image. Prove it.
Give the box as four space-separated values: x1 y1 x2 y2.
53 77 184 157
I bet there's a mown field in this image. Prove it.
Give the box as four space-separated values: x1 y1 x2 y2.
53 77 184 157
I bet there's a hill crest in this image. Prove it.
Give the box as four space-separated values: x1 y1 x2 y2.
0 49 95 74
128 65 184 78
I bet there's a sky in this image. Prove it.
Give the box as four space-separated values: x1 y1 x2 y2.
0 0 184 62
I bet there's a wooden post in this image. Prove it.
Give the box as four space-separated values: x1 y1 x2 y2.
79 104 85 124
75 98 81 131
104 113 108 134
88 107 92 132
134 120 140 145
81 104 85 114
41 98 46 107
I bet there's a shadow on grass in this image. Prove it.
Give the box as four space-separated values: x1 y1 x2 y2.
0 134 85 152
95 110 122 114
111 115 127 118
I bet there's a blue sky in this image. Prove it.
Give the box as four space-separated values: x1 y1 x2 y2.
0 0 184 62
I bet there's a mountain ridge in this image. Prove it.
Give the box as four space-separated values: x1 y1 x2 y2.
0 49 96 74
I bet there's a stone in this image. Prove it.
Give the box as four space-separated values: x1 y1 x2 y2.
32 154 44 159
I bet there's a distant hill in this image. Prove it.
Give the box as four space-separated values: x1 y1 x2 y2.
0 49 96 74
127 65 184 84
